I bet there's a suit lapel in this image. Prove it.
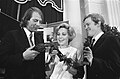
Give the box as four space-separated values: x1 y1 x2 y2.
92 34 105 51
17 29 44 49
17 28 30 49
16 30 44 51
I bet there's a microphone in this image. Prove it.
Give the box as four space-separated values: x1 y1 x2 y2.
83 36 91 65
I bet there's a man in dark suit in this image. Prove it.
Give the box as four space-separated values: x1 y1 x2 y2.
83 13 120 79
0 7 45 79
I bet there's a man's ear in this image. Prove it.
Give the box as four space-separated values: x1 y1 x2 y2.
97 21 101 27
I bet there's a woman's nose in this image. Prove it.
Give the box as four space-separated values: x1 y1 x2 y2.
59 35 63 39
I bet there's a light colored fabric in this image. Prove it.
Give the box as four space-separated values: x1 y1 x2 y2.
50 46 78 79
92 31 104 45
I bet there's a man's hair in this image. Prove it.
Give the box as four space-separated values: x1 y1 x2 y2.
83 13 105 30
55 23 76 43
20 7 44 27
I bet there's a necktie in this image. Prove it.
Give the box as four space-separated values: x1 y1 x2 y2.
91 39 95 47
29 32 34 46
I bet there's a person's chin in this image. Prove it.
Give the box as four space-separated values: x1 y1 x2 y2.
58 42 64 46
88 32 92 36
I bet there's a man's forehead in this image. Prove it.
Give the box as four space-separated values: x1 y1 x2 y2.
31 12 42 20
84 17 93 24
85 17 92 22
32 12 41 17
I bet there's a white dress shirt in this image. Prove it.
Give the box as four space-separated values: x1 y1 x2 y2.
23 27 35 46
92 32 104 46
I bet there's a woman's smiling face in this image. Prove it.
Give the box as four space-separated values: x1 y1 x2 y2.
57 28 69 46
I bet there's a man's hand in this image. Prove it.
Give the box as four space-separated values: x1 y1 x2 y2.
23 46 40 60
50 50 58 56
68 67 77 75
83 47 93 65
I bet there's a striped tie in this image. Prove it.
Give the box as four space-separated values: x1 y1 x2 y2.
29 32 34 46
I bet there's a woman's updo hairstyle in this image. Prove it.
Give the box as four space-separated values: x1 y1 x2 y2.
55 23 76 43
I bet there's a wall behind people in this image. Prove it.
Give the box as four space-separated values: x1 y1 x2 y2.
63 0 84 51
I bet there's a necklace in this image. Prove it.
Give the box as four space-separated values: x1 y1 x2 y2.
59 45 70 49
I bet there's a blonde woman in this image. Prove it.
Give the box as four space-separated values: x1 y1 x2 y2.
49 23 84 79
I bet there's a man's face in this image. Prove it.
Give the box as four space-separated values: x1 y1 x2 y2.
84 17 99 37
27 12 42 32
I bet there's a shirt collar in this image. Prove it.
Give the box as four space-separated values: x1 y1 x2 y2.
23 27 34 38
92 31 104 45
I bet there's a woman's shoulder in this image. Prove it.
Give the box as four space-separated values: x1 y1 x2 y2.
67 46 78 55
69 46 77 51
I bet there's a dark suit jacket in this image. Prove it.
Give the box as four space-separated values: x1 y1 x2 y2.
87 33 120 79
0 28 45 79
